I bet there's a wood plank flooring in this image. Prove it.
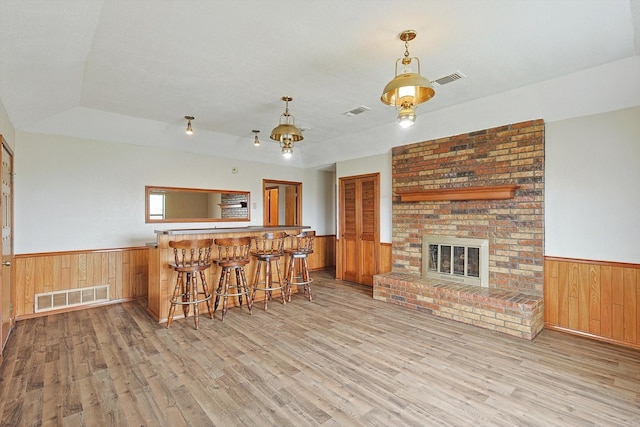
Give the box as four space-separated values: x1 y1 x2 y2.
1 269 639 426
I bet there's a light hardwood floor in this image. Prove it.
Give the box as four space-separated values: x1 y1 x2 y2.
1 269 639 426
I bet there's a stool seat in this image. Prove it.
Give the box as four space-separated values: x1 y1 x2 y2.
167 238 214 329
285 231 315 302
212 237 253 321
251 232 287 310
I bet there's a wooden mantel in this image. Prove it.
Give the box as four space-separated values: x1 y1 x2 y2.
398 185 520 202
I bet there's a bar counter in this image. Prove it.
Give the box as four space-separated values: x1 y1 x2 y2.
147 226 310 323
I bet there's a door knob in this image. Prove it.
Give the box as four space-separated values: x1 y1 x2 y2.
2 261 10 267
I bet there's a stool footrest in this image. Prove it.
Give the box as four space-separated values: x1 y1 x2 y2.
288 277 313 286
170 293 212 305
252 280 285 292
215 289 250 297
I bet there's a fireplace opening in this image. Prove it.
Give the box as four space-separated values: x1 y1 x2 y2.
422 236 489 287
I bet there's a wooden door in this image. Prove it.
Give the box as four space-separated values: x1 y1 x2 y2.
341 179 359 282
285 185 298 226
339 173 379 285
264 187 279 226
262 180 302 227
0 138 13 354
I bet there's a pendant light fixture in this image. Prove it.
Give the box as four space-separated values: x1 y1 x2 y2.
184 116 194 135
380 30 435 128
270 96 303 158
252 129 261 147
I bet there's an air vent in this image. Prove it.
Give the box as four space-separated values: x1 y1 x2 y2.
432 71 466 86
35 285 110 313
343 105 371 117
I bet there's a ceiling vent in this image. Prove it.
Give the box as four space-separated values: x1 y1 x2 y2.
343 105 371 117
431 71 466 86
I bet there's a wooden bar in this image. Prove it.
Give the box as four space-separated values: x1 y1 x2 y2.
147 226 310 324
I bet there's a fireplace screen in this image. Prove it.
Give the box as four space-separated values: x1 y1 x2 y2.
423 236 489 287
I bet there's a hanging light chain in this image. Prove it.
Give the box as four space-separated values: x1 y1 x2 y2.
282 97 292 122
401 31 413 65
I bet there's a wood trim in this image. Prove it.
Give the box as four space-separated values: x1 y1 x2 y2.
16 246 150 259
545 323 640 351
398 185 520 202
15 297 144 321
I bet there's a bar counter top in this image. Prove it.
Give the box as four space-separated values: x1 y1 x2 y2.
154 225 310 235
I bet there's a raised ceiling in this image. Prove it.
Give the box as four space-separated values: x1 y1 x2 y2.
0 0 638 168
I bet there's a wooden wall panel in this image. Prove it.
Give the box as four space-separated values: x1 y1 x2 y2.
15 247 149 318
380 243 392 274
545 257 640 350
588 264 600 335
307 235 336 271
623 268 637 342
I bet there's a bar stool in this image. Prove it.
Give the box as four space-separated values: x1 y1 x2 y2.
284 230 315 302
212 237 253 321
167 238 214 329
251 232 287 310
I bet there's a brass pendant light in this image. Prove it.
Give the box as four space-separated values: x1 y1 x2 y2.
381 30 435 128
270 96 303 158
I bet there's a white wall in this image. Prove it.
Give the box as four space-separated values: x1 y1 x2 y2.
10 57 640 261
303 167 336 237
14 132 335 254
545 106 640 263
335 107 640 264
335 57 640 263
0 98 15 151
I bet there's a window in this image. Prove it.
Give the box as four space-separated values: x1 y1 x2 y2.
149 193 165 220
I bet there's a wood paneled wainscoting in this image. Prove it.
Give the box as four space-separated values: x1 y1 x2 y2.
306 234 336 271
14 247 149 319
545 256 640 350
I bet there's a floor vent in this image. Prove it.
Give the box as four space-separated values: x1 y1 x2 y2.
35 285 110 313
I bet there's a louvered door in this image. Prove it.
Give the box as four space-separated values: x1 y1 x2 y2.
339 173 379 285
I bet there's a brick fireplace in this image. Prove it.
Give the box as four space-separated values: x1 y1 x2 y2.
374 119 545 339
